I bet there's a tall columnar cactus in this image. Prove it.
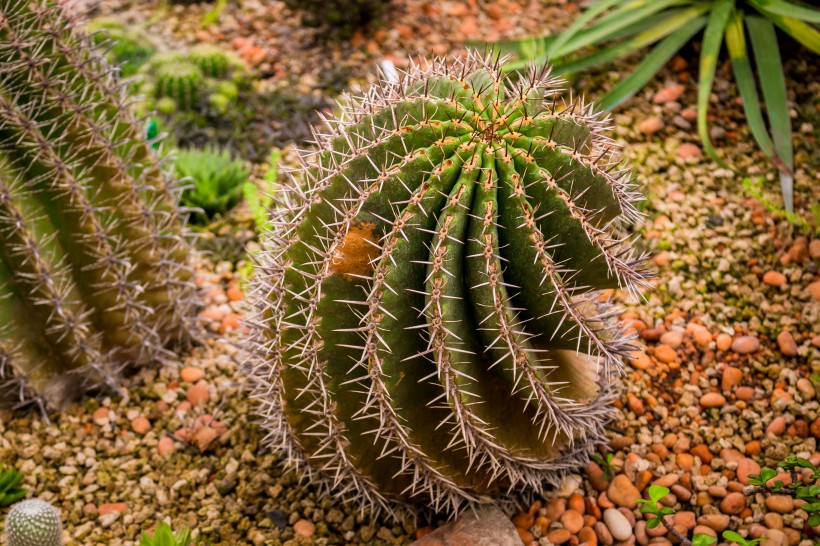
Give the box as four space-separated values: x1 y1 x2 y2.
5 499 63 546
0 0 196 409
246 52 649 515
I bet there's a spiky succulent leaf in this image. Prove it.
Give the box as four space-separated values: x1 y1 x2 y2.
246 52 648 516
175 147 250 223
5 499 62 546
0 0 196 409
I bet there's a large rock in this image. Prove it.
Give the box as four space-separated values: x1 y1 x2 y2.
411 506 522 546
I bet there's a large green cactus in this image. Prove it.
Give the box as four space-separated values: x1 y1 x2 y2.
246 52 648 514
0 0 196 409
5 499 62 546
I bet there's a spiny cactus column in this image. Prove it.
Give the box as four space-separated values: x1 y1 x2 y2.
246 51 649 516
5 499 63 546
0 0 196 409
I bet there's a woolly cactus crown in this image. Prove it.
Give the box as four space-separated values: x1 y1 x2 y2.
246 51 648 516
5 499 63 546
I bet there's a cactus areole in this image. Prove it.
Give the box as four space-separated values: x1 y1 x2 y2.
247 52 648 515
0 0 196 409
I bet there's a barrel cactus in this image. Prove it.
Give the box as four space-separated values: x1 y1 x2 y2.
246 51 647 514
154 60 205 111
5 499 63 546
0 0 196 409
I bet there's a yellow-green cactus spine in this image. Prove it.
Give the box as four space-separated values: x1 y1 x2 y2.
246 52 649 515
5 500 63 546
0 0 196 409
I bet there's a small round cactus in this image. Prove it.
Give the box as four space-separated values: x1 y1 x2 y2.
5 499 63 546
154 60 204 111
246 51 648 515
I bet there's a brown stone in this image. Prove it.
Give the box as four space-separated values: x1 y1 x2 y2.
699 392 725 408
719 492 746 515
654 344 677 364
180 366 205 383
731 336 760 354
638 117 664 134
737 458 760 485
721 367 743 391
561 509 585 534
776 331 798 356
762 271 787 287
765 495 794 514
696 514 729 532
411 506 522 545
549 529 573 544
607 475 641 509
294 519 315 538
716 333 733 351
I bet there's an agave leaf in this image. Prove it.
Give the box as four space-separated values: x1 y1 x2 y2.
746 14 794 211
696 0 734 169
547 0 624 57
747 0 820 24
724 9 775 158
555 0 689 57
597 16 705 110
555 5 710 76
755 10 820 53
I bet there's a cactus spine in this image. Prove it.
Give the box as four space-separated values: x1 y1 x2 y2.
5 499 63 546
246 52 648 515
0 0 196 408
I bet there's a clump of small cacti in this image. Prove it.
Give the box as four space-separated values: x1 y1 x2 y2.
138 46 247 116
284 0 391 37
5 499 62 546
246 51 648 515
0 0 196 409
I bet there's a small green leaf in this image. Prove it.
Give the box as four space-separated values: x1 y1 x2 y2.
648 484 670 504
693 533 718 546
646 516 662 529
808 513 820 527
760 468 778 482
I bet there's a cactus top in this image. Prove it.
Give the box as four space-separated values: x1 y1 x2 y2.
6 499 63 546
248 51 648 515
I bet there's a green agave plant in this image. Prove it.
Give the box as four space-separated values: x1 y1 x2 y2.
490 0 820 212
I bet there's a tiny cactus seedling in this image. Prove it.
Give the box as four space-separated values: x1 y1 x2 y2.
246 51 648 515
0 0 197 408
5 499 62 546
140 522 201 546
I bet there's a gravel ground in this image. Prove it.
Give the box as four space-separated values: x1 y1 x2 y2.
1 1 818 545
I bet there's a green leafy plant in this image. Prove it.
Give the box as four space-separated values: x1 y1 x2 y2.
639 485 717 546
175 148 250 224
747 455 820 527
0 464 26 508
5 499 62 546
246 51 648 515
140 523 206 546
490 0 820 213
0 0 196 409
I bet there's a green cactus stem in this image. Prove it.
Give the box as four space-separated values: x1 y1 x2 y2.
246 51 649 516
0 0 196 409
5 499 63 546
